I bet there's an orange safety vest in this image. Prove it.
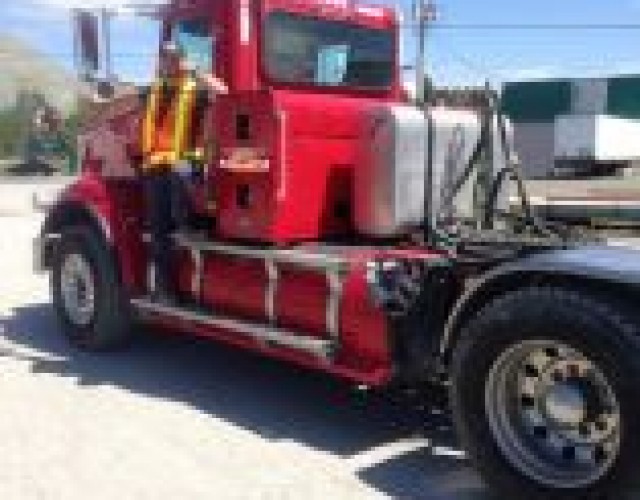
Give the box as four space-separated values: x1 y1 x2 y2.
141 72 204 169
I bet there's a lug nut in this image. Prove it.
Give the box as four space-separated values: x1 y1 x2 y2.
595 419 607 432
562 446 576 461
545 347 559 358
533 426 548 439
521 395 535 408
567 364 581 378
594 446 607 463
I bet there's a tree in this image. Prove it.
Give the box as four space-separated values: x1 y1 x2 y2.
0 106 25 157
0 89 80 174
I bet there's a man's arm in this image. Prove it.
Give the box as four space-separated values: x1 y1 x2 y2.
197 72 229 95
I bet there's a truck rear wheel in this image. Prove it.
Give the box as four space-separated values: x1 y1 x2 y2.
450 287 640 499
52 226 132 350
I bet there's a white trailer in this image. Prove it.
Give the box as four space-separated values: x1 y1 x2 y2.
555 114 640 163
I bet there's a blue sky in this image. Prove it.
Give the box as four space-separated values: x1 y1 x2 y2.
425 0 640 85
0 0 161 82
1 0 639 87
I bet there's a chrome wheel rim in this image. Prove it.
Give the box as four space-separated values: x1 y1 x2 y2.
60 252 96 327
485 340 621 489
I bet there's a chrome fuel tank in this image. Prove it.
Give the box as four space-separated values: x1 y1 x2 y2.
355 105 427 237
355 104 511 237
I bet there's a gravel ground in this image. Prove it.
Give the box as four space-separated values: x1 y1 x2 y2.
0 211 489 500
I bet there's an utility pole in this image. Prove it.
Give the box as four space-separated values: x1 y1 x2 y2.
101 8 113 82
415 0 438 244
414 0 437 105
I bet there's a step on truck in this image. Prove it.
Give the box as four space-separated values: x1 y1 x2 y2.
34 0 640 497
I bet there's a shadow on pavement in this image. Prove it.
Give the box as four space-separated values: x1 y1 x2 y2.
0 302 491 500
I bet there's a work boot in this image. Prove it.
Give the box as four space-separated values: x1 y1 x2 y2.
154 288 176 306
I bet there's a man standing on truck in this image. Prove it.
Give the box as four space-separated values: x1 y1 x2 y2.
141 36 227 302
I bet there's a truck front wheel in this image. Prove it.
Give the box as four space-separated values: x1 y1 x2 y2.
450 287 640 499
52 226 132 350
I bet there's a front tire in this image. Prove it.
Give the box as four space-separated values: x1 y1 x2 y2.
52 226 132 350
450 287 640 499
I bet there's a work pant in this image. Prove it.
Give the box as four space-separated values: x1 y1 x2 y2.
144 169 174 295
144 168 193 295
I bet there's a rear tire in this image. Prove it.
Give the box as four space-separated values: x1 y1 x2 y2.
52 226 132 350
450 287 640 499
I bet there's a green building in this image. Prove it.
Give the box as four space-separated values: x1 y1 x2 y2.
502 76 640 178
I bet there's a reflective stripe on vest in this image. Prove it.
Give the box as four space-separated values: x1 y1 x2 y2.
142 79 163 156
172 78 197 162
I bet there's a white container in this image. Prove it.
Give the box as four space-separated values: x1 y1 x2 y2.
554 114 640 161
355 105 427 237
355 104 512 237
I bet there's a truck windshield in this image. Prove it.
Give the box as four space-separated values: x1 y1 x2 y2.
264 11 394 89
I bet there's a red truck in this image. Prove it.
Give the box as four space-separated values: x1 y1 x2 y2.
35 0 640 497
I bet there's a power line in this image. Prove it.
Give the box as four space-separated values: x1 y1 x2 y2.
427 23 640 30
4 11 640 30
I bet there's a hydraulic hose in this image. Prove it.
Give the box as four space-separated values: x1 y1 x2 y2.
430 94 567 249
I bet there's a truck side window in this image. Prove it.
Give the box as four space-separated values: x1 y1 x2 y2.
172 19 215 73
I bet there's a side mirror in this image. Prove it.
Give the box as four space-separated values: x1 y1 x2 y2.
73 10 101 79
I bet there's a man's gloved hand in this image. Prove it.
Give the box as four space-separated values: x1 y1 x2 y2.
191 68 228 95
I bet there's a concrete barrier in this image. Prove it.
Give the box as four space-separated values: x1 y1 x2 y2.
0 177 74 216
